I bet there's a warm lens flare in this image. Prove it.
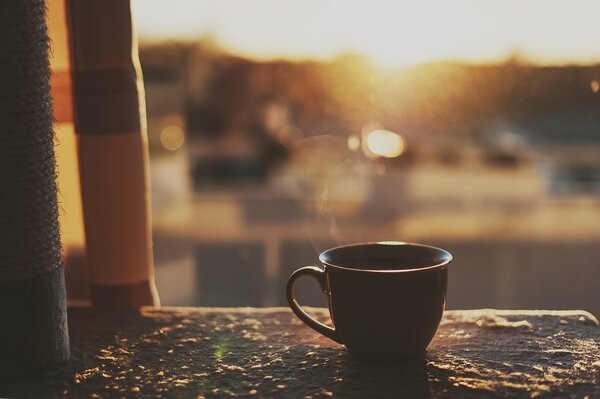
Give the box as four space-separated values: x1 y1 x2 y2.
365 130 406 158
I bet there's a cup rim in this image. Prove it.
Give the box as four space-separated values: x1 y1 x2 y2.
319 241 453 273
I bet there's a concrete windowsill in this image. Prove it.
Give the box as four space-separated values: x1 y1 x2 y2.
2 307 599 398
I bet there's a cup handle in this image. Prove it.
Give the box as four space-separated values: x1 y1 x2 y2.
286 266 343 344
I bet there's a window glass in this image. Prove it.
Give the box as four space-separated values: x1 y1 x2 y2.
133 1 600 316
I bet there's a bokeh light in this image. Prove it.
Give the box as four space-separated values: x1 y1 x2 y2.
365 130 406 158
160 125 185 151
347 135 360 151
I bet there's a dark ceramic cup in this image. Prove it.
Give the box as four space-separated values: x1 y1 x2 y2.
286 242 452 360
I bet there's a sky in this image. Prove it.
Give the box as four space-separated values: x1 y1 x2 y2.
132 0 600 66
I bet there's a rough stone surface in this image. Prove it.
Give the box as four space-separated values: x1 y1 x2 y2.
1 307 599 398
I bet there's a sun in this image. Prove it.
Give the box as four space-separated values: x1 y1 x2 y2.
328 1 499 67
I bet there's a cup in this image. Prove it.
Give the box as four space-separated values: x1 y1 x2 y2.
286 241 452 360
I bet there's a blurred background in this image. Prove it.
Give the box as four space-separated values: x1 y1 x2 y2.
105 1 600 313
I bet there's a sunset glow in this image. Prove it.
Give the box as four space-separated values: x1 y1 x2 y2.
133 0 600 66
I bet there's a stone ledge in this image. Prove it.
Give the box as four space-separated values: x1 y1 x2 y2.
1 307 599 398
